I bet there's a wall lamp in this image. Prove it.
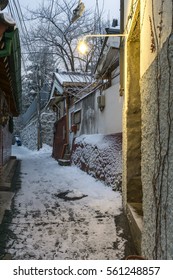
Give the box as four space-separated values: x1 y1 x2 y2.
77 33 127 54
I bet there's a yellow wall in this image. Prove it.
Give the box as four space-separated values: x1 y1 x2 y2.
123 0 173 258
140 0 173 76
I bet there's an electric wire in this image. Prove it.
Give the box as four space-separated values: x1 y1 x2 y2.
7 1 28 74
8 0 40 74
47 0 54 33
11 0 32 56
15 0 34 52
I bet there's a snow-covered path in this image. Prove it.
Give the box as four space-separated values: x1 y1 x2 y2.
6 145 127 260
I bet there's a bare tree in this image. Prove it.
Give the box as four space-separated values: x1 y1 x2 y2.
23 0 106 73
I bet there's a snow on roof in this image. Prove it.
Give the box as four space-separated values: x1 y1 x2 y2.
55 71 92 85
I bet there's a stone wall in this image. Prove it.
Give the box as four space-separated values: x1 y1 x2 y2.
71 133 122 190
70 73 122 140
21 118 38 150
40 111 56 146
21 109 56 150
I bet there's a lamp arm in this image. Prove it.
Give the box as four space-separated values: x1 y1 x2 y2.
84 33 127 40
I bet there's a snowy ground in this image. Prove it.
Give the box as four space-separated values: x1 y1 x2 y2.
5 144 129 260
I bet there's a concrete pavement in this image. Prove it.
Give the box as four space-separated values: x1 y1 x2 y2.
0 149 137 259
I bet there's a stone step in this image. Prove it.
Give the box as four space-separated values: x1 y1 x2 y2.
63 153 71 160
58 159 71 166
0 182 11 191
126 203 143 254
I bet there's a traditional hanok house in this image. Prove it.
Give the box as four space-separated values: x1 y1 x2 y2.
121 0 173 259
0 12 21 183
47 71 92 161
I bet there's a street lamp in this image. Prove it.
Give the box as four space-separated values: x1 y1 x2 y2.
77 33 127 55
77 40 88 54
71 0 85 23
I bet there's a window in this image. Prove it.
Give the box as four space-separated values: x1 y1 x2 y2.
74 110 81 124
71 112 74 126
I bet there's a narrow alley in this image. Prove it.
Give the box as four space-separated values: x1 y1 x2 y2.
0 145 135 260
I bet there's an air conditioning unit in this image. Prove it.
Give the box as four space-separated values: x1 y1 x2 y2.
97 95 105 111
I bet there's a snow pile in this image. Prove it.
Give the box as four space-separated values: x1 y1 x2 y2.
65 189 87 199
71 133 122 190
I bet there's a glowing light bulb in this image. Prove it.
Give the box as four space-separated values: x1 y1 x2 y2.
77 40 88 54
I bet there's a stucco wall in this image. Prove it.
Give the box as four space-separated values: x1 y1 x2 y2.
124 0 172 76
141 34 173 259
140 0 173 76
123 0 133 27
98 76 123 134
122 0 173 258
70 74 122 139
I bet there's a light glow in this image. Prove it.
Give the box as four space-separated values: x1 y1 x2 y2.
77 33 127 55
77 40 88 54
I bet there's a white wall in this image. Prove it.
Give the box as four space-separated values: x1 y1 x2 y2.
70 73 122 139
97 75 123 134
